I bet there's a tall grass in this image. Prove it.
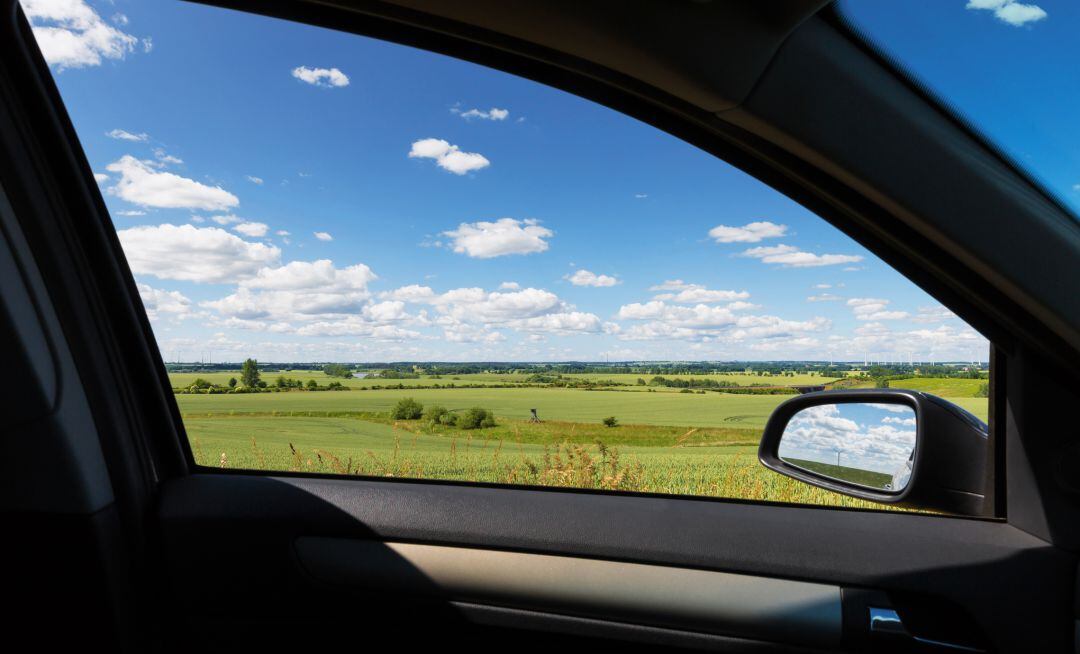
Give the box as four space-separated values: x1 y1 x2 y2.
193 424 885 510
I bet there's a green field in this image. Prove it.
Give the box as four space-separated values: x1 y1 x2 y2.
175 385 987 426
173 371 987 511
784 458 893 489
185 414 884 508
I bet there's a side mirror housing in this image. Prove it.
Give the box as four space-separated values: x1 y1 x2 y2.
758 389 989 516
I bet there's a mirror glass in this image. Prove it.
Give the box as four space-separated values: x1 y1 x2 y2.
777 402 917 492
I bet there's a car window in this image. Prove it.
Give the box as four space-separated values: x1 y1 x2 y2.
22 0 990 511
840 0 1080 221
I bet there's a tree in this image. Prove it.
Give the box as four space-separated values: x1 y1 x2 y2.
391 397 424 420
602 416 618 427
425 404 449 425
240 358 260 387
227 377 237 388
321 363 353 378
306 379 319 390
459 407 495 429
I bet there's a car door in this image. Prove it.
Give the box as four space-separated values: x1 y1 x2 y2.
1 1 1077 652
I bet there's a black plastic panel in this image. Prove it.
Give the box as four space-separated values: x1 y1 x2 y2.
159 474 1075 652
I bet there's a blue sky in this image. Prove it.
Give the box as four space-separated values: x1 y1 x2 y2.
20 0 1012 363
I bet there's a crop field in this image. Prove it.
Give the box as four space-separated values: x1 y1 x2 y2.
173 370 988 511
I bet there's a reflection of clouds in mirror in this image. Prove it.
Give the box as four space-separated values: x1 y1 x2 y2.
779 403 916 475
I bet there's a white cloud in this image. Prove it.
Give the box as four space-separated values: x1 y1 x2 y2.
23 0 141 70
634 193 648 199
93 172 108 183
275 230 290 236
499 281 520 290
116 209 145 216
106 128 148 142
137 283 196 321
807 293 842 302
313 231 333 241
234 222 269 238
442 218 552 258
205 260 379 325
813 284 832 289
443 324 506 343
106 155 239 210
208 214 242 225
380 284 437 303
911 304 957 324
847 297 909 321
708 221 787 243
117 224 281 283
966 0 1047 26
153 148 182 165
291 66 350 87
409 138 490 175
652 283 749 304
456 107 510 121
565 269 619 287
245 175 264 185
742 244 863 268
506 311 609 335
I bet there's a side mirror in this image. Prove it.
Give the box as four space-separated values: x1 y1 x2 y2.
758 389 990 516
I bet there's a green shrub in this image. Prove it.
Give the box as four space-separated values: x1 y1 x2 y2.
602 416 618 427
306 379 318 390
425 404 449 424
390 397 424 420
458 407 495 429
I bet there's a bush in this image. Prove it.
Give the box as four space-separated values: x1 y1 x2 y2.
425 404 449 424
228 377 237 388
458 407 495 429
602 416 618 427
306 379 318 390
390 397 424 420
975 382 989 398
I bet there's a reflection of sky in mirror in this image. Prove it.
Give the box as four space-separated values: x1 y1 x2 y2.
778 403 916 475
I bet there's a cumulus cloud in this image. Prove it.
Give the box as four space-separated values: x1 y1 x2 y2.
106 155 239 210
565 269 619 287
291 66 350 87
455 107 510 121
205 260 379 324
117 224 280 283
409 138 490 175
650 282 749 304
442 218 552 258
313 231 333 241
847 297 909 321
708 221 787 243
233 222 269 238
93 172 108 183
966 0 1047 26
23 0 141 70
106 128 148 142
742 244 863 268
137 283 196 321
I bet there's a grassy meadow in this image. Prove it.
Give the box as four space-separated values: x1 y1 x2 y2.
173 369 987 510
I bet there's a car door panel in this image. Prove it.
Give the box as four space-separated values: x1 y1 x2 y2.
158 474 1075 651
